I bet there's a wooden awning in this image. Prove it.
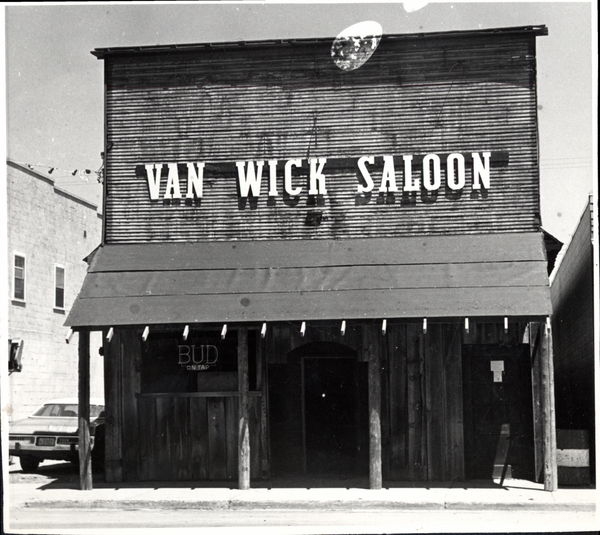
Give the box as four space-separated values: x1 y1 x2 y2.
65 233 552 328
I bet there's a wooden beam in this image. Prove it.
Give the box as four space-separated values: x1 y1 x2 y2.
443 323 465 481
407 324 427 480
121 332 141 481
238 327 250 490
78 329 92 490
529 322 544 483
301 357 307 474
365 325 382 489
541 320 558 491
425 323 444 481
103 329 123 483
256 332 270 478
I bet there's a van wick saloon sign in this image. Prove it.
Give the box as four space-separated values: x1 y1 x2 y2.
135 151 506 204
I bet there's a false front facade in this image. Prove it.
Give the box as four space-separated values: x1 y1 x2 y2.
67 25 558 490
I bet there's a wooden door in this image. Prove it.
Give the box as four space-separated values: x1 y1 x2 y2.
462 344 535 480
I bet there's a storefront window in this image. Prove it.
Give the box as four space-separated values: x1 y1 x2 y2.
141 331 239 394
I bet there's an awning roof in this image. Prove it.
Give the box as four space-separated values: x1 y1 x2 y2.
66 233 552 328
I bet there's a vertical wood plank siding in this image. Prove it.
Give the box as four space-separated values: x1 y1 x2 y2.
135 394 264 481
103 330 123 483
383 322 465 481
104 329 264 482
103 34 540 243
121 332 141 481
107 321 536 482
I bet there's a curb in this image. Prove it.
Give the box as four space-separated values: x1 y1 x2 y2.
19 498 596 512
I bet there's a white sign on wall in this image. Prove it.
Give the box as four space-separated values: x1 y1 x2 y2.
139 151 493 202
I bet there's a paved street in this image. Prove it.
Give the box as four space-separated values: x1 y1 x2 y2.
4 460 598 534
8 506 599 533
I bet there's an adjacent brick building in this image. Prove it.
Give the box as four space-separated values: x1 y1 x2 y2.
7 159 104 422
550 196 596 484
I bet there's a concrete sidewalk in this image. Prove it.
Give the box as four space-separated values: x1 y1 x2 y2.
7 476 598 513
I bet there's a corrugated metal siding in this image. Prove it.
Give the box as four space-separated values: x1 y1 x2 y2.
103 33 541 243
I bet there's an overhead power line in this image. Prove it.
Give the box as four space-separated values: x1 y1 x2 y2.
12 160 104 183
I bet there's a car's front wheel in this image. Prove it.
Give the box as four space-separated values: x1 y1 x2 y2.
19 456 40 472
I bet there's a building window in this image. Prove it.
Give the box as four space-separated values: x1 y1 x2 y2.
13 254 25 301
55 265 65 309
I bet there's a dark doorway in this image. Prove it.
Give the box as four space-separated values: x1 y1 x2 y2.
303 357 364 475
267 343 368 479
462 344 535 480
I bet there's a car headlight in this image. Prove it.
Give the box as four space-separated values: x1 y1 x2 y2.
57 437 79 445
9 436 35 444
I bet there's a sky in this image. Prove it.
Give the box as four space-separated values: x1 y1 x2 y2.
3 1 597 243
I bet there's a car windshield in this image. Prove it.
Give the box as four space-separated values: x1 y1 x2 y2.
32 404 104 418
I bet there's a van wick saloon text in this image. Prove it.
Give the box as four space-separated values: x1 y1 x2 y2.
141 152 494 201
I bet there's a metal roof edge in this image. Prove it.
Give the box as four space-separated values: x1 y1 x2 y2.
549 194 594 285
64 314 552 331
80 230 547 248
91 25 548 59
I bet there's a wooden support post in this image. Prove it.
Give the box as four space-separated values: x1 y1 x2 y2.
103 329 123 483
256 331 270 478
78 329 92 490
541 320 558 491
529 323 544 482
238 327 250 490
365 325 382 489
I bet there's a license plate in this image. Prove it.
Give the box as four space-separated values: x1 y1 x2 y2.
36 437 55 446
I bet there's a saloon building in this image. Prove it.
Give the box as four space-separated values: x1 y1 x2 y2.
67 25 559 491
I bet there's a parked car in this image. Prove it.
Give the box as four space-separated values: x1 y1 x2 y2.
8 398 105 472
